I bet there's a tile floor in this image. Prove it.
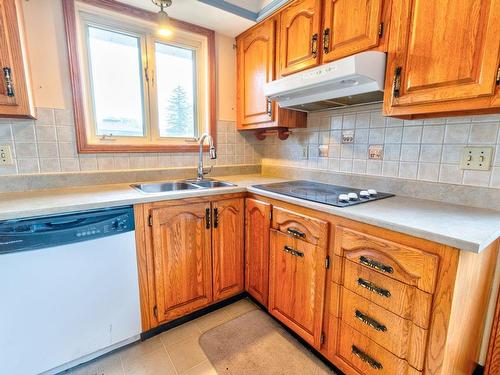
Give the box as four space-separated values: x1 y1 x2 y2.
65 299 259 375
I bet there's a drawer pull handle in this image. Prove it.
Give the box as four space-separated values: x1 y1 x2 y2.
287 228 306 238
352 345 383 370
213 208 219 228
284 245 304 257
359 256 394 274
357 278 391 298
311 33 319 58
355 310 387 332
205 208 211 229
3 67 14 97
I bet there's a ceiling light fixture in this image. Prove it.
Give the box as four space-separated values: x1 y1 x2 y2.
152 0 173 37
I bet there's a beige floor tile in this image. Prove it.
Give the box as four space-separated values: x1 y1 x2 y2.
193 309 233 333
180 360 217 375
70 352 124 375
122 348 177 375
119 336 164 366
159 321 201 347
165 336 208 374
222 298 258 318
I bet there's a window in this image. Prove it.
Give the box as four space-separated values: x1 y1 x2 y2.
63 0 215 152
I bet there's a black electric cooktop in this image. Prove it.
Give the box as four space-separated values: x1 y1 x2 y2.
253 180 394 207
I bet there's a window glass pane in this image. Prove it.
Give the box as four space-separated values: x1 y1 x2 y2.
87 26 145 137
155 42 197 138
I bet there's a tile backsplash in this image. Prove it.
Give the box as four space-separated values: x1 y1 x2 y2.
0 108 264 175
261 103 500 188
2 104 500 190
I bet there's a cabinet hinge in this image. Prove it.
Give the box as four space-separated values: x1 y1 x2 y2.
148 215 153 227
320 332 325 345
153 305 158 318
270 209 273 221
378 22 384 37
496 66 500 85
325 256 330 269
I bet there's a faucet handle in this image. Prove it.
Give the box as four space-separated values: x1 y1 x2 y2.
202 166 213 176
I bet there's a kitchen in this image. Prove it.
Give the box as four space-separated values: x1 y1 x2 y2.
0 0 499 374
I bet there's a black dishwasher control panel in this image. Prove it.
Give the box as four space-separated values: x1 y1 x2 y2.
0 206 134 254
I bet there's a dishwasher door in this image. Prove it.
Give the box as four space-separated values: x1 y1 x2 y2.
0 216 141 375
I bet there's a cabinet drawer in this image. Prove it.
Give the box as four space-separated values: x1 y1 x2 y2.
272 206 328 247
343 260 432 329
341 288 427 370
338 321 422 375
336 227 439 294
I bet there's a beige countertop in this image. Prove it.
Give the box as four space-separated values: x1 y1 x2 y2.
0 174 499 254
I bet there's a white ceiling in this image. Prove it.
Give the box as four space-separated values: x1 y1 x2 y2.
118 0 258 37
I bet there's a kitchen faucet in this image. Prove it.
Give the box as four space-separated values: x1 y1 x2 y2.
196 133 217 181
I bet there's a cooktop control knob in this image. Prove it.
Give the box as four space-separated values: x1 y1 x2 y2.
347 192 359 200
359 190 370 198
338 194 349 202
367 189 378 196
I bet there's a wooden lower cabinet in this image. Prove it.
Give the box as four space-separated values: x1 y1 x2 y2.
247 194 499 375
245 198 271 306
212 198 245 301
136 193 499 375
150 202 213 324
135 194 245 330
268 229 327 348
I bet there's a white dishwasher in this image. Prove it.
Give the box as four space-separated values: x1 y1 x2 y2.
0 206 141 375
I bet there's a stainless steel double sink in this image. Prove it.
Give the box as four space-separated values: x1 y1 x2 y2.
131 179 235 193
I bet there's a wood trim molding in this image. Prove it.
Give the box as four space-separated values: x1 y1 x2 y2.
62 0 216 153
486 284 500 375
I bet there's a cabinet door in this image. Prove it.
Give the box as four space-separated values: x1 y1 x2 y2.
245 198 271 307
237 18 276 128
268 230 327 348
322 0 384 63
212 198 245 301
151 203 212 323
279 0 322 76
0 0 33 117
384 0 500 115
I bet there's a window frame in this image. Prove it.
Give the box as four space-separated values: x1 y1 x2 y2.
62 0 216 153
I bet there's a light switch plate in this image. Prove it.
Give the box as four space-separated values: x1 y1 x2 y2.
0 144 13 166
460 147 492 171
342 130 355 144
368 145 383 160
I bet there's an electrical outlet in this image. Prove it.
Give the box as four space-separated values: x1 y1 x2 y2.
460 147 492 171
0 144 13 166
342 130 355 144
318 144 329 157
368 145 384 160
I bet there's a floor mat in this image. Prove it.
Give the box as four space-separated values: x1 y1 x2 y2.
199 309 336 375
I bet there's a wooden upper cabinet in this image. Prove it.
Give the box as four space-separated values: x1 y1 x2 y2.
150 203 213 323
384 0 500 117
237 18 276 128
279 0 322 76
212 198 245 301
321 0 385 63
0 0 34 118
236 17 307 131
245 198 271 307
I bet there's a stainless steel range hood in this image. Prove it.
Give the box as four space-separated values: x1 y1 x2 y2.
264 51 386 112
